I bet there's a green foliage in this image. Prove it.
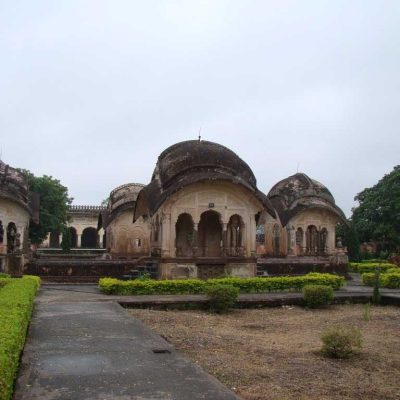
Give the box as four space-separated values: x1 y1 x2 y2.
18 169 72 245
321 326 363 359
99 273 345 296
0 273 10 278
60 226 71 253
372 269 381 305
0 276 40 400
362 303 371 321
349 262 398 273
381 272 400 288
302 284 334 308
205 284 239 313
336 222 360 262
352 165 400 251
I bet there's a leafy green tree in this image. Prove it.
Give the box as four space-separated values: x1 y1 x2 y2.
352 165 400 252
19 170 73 245
336 222 360 262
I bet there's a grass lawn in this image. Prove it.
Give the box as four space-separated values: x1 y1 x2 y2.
130 304 400 400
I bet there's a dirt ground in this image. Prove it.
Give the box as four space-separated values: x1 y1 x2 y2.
129 305 400 400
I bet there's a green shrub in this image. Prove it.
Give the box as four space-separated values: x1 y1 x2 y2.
0 278 10 289
205 284 239 313
0 273 10 278
349 262 398 274
381 272 400 288
302 284 334 308
99 273 345 296
321 326 363 359
0 276 40 400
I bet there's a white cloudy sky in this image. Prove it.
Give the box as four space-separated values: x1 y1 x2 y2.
1 1 399 216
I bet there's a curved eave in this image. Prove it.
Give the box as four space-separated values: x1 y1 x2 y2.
282 200 348 227
133 174 276 222
0 191 32 216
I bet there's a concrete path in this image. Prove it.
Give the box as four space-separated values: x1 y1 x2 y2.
14 288 240 400
14 278 400 400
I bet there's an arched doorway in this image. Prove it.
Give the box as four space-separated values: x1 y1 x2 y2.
68 227 78 248
272 224 280 256
306 225 319 255
49 232 60 248
7 222 17 253
319 228 328 254
175 213 194 257
296 228 304 255
227 214 244 256
81 227 97 248
198 210 222 257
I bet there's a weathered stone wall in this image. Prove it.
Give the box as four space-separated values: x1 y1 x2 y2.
107 212 150 256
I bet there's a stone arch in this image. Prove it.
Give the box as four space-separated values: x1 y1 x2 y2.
68 227 78 248
153 215 160 243
198 210 222 257
272 224 280 256
227 214 244 256
319 228 328 254
81 227 97 248
296 227 304 255
49 232 60 248
175 213 194 257
306 225 319 255
7 222 17 253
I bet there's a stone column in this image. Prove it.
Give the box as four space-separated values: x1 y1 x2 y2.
192 223 198 257
98 228 104 248
222 223 228 256
77 234 82 248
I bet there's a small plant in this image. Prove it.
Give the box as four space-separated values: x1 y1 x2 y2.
372 268 381 304
362 303 371 321
302 284 334 308
137 272 152 281
0 273 10 278
205 284 239 313
321 325 363 359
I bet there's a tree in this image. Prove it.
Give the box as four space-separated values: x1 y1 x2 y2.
336 222 360 262
19 170 73 245
351 165 400 253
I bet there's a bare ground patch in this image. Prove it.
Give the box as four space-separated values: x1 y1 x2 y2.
129 305 400 400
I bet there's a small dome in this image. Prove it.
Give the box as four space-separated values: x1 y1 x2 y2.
153 140 257 189
109 183 145 213
267 173 345 225
268 173 335 205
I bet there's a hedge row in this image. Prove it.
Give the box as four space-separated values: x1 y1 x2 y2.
99 273 345 295
349 262 398 274
362 272 400 288
0 276 40 400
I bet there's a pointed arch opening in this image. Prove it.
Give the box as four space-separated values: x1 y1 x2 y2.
175 213 194 257
227 214 244 256
198 210 222 257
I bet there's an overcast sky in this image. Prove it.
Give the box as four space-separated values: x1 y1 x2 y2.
1 1 399 216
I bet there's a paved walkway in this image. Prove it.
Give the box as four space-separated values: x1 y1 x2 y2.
14 278 400 400
14 287 240 400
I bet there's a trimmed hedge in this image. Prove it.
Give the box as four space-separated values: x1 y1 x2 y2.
302 284 334 308
0 276 40 400
349 262 398 274
99 273 345 295
363 272 400 288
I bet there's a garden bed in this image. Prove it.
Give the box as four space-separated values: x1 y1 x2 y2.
0 276 40 400
130 305 400 400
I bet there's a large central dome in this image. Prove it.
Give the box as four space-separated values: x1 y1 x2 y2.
134 140 274 219
152 140 257 189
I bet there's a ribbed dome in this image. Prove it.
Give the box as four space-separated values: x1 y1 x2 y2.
109 183 145 213
268 173 335 205
133 140 275 219
267 173 345 226
152 140 257 189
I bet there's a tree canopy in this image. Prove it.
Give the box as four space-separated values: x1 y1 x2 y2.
351 165 400 251
19 170 73 245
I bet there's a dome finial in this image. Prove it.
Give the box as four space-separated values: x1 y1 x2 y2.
198 126 202 141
